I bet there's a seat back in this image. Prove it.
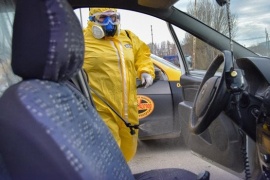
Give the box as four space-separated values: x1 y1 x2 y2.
0 0 134 179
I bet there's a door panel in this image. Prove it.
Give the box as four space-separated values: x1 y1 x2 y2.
180 75 201 102
137 81 178 140
178 73 245 173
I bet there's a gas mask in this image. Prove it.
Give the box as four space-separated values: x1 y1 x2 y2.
89 11 120 39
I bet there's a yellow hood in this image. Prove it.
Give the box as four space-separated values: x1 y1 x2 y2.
89 8 117 16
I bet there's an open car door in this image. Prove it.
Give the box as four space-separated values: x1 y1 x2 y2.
178 61 246 174
172 25 247 175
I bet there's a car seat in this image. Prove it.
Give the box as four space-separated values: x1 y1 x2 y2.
0 0 206 179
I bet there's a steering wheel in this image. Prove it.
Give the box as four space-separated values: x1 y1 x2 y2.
190 51 233 134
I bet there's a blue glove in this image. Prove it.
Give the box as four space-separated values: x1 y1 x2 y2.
141 73 153 88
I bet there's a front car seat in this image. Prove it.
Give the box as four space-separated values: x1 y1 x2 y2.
0 0 134 179
0 0 200 179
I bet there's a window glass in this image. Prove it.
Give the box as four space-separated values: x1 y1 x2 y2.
173 25 222 72
174 0 270 58
0 0 21 97
75 8 223 73
74 8 183 68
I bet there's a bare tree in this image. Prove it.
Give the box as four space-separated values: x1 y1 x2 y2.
149 41 178 58
187 0 237 37
183 0 237 69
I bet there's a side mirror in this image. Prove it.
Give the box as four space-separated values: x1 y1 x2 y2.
216 0 227 6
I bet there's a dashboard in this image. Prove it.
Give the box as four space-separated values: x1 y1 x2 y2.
236 56 270 176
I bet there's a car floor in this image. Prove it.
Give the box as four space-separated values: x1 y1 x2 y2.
128 137 243 180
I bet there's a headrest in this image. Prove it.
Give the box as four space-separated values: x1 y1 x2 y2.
12 0 84 81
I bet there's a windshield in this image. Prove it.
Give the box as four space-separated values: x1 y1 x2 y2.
174 0 270 58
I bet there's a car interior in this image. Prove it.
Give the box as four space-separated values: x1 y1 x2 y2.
0 0 208 179
1 0 270 179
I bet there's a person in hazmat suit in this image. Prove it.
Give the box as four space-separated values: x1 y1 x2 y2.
83 8 155 162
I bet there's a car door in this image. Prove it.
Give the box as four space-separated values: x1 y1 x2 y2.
171 25 245 173
137 63 182 140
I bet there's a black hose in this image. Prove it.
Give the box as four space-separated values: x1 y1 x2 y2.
239 129 251 180
89 86 139 135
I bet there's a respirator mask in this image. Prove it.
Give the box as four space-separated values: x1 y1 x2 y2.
89 11 120 39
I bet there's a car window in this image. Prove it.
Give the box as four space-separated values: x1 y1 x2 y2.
0 0 21 97
174 0 270 59
74 8 183 68
173 25 222 72
74 8 223 73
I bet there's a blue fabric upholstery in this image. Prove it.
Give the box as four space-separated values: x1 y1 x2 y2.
0 0 134 179
134 168 198 180
0 154 10 180
0 80 134 180
12 0 83 81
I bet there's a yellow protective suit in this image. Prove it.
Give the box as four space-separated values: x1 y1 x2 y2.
83 8 155 162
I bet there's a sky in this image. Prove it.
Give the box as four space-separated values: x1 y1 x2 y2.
175 0 270 47
230 0 270 47
74 0 270 47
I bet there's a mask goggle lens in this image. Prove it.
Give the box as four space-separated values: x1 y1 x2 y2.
92 12 120 25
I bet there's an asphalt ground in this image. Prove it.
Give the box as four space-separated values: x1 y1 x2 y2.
128 137 243 180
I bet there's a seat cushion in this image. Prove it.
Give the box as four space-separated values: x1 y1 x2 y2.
0 80 134 180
